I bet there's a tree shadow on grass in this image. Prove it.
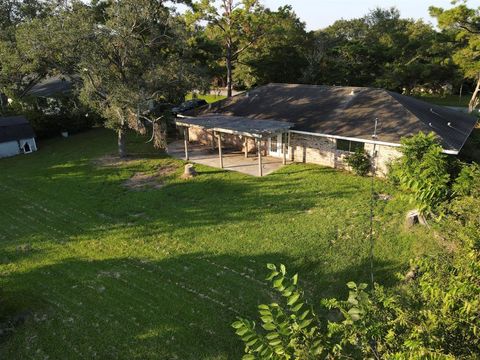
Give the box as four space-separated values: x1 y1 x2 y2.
0 253 400 360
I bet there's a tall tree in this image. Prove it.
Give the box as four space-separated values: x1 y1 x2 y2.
430 3 480 112
234 5 309 87
188 0 271 97
79 0 200 157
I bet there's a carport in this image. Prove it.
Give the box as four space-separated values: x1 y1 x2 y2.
175 115 293 176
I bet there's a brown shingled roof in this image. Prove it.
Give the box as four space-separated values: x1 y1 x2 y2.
189 83 478 152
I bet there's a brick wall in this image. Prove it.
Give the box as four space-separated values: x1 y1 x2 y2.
289 132 401 177
187 127 401 176
188 126 263 155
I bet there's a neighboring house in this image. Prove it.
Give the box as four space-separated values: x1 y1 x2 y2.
176 83 478 176
0 116 37 158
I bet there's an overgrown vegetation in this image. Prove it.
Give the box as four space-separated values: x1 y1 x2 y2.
388 132 453 215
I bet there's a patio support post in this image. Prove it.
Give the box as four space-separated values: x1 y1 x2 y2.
217 132 223 168
257 138 263 177
288 132 293 161
211 131 215 150
244 138 248 158
183 127 189 161
282 140 287 165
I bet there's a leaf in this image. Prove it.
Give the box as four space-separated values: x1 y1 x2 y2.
299 318 313 329
292 273 298 285
266 263 276 271
287 293 300 306
232 321 244 329
347 307 362 321
246 338 258 347
266 332 279 340
346 281 356 289
280 264 286 275
258 304 269 310
299 310 310 320
291 302 304 312
273 277 284 288
262 323 276 331
242 355 255 360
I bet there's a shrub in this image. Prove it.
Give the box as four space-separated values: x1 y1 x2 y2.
345 149 371 176
453 162 480 197
234 253 480 359
390 132 451 215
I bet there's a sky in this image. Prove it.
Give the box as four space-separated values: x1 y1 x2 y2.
260 0 472 30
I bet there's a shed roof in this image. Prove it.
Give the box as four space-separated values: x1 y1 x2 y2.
175 115 293 139
188 83 478 153
0 116 35 143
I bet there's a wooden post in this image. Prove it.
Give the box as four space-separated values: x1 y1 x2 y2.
257 139 263 177
217 132 223 168
288 131 293 161
244 138 248 158
183 127 189 161
211 131 215 150
282 140 287 165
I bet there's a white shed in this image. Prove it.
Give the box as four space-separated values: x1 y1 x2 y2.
0 116 37 158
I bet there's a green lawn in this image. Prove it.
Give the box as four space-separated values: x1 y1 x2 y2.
414 94 470 107
186 93 227 103
0 129 439 359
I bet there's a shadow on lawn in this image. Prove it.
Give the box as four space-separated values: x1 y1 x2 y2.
0 253 400 360
0 164 355 245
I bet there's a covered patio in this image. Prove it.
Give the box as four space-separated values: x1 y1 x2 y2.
172 115 293 176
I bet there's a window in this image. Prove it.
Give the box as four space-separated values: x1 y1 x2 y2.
336 139 365 153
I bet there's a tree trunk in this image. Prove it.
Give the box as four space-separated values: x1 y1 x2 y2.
118 126 126 158
468 75 480 113
226 43 233 98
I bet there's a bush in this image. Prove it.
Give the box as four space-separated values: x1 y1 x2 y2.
234 252 480 359
453 162 480 197
345 149 371 176
389 132 451 215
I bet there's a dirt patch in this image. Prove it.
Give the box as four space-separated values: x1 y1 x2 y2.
93 154 139 167
123 164 177 191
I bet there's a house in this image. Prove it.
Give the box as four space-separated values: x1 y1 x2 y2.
175 83 478 176
0 116 37 158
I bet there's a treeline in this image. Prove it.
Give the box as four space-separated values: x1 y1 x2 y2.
0 1 479 150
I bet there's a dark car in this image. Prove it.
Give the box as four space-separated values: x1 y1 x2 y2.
172 99 207 115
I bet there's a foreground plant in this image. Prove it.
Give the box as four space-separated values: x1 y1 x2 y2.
233 246 480 359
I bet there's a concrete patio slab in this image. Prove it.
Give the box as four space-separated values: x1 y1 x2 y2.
167 140 286 177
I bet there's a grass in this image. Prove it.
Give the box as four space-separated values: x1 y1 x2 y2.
0 129 440 359
414 94 470 107
186 93 227 104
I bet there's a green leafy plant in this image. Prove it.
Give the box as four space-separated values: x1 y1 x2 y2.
345 149 371 176
232 264 323 359
389 132 451 215
453 162 480 197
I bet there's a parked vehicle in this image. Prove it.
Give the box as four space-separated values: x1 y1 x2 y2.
172 99 207 115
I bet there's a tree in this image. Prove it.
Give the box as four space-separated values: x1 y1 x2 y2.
234 5 309 88
430 3 480 112
0 1 87 101
308 8 459 93
189 0 271 97
79 0 201 157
